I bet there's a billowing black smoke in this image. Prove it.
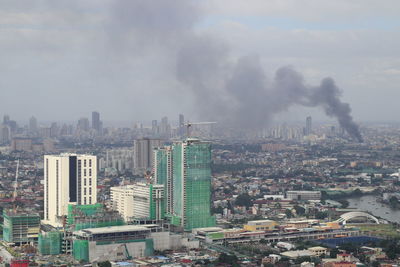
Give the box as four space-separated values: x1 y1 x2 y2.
108 0 363 142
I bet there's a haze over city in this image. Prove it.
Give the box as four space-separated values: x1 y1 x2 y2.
1 0 399 123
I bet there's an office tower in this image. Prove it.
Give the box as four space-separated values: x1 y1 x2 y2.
305 116 312 136
44 154 97 227
92 111 100 132
178 114 185 137
77 117 90 132
29 116 38 135
133 138 163 175
154 146 173 214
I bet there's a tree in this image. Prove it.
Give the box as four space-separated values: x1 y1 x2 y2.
338 200 349 208
330 248 339 258
98 261 112 267
217 253 239 266
235 193 253 208
315 211 328 219
294 205 306 216
285 209 292 218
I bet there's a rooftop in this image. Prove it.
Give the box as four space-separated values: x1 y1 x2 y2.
76 224 159 235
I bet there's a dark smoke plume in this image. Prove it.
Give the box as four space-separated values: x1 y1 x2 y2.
108 0 363 142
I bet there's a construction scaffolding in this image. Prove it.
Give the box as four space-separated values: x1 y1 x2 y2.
67 204 124 231
38 231 62 255
172 139 216 230
2 209 40 245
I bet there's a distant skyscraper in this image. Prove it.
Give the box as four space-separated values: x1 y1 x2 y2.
155 138 215 230
44 154 97 227
151 120 158 135
0 125 10 144
92 111 100 132
160 116 170 137
3 115 9 124
133 138 163 175
305 116 312 136
178 114 185 137
29 116 38 135
77 117 90 132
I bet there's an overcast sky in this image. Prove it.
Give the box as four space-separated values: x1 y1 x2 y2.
0 0 399 125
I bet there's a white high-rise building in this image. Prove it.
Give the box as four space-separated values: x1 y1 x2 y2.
44 154 97 227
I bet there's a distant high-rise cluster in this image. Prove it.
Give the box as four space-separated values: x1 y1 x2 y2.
133 138 163 175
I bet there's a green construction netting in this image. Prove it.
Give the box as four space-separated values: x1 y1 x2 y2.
38 231 62 255
73 239 89 262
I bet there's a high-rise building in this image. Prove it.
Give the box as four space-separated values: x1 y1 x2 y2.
133 138 163 175
29 116 38 135
154 146 173 214
77 117 90 132
178 114 185 137
92 111 101 132
44 154 97 227
172 138 215 230
3 114 10 124
0 125 11 144
305 116 312 136
155 138 215 230
151 120 158 136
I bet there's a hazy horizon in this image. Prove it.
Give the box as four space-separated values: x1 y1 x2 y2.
1 0 399 125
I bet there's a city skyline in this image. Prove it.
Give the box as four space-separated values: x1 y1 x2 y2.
0 1 399 123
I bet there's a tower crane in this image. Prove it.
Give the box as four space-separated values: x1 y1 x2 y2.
184 122 217 137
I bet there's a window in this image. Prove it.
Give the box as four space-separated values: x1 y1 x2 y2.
84 179 86 186
89 169 92 176
84 159 87 167
84 169 86 176
89 197 92 204
89 188 92 195
84 197 86 205
89 178 92 186
89 159 92 167
84 188 86 195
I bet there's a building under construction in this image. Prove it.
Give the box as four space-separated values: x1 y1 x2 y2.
3 209 40 245
39 203 125 255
